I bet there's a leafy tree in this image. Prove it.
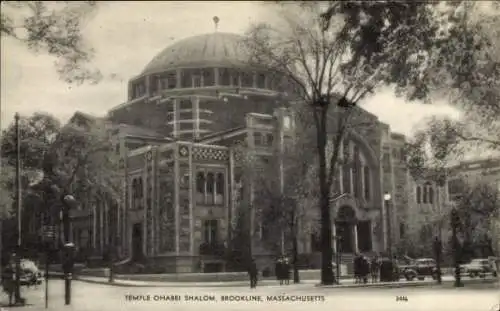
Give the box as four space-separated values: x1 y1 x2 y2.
1 1 101 84
1 112 121 256
243 1 484 284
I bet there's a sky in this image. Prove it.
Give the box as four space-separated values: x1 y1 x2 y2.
1 1 461 137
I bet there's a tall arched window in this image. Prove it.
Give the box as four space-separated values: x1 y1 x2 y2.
196 172 206 204
429 187 434 204
215 173 225 205
363 166 370 200
206 173 215 204
132 179 138 209
416 186 421 204
422 186 428 203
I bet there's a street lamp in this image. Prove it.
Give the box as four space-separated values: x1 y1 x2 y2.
384 193 393 259
433 236 443 284
61 194 77 305
333 234 341 285
450 207 463 287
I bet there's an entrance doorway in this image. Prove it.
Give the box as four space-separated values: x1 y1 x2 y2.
335 205 357 253
132 223 143 262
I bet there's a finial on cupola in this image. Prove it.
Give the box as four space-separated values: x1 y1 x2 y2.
213 16 219 32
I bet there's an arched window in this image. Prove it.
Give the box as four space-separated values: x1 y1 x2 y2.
206 173 215 204
429 187 434 204
196 172 206 204
132 179 138 209
416 186 421 204
257 73 266 88
363 166 370 200
342 164 351 194
137 178 143 199
422 186 428 203
215 173 225 205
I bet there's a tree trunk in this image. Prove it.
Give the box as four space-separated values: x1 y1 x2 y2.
292 232 300 284
316 107 334 285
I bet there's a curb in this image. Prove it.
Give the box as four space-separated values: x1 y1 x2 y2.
75 276 498 289
74 278 307 288
316 278 498 289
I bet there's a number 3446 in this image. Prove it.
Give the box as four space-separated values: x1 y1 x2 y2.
396 296 408 302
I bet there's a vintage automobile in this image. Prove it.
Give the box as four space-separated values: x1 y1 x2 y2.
19 259 43 286
400 258 438 281
462 258 498 278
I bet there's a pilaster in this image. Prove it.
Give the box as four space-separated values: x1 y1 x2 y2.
174 146 180 254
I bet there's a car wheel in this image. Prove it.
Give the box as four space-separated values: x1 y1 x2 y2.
417 276 425 281
469 272 475 278
493 271 497 277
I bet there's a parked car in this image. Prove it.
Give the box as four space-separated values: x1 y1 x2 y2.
400 258 438 281
462 258 498 278
19 259 42 286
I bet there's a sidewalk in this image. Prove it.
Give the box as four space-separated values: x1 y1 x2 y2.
75 275 499 289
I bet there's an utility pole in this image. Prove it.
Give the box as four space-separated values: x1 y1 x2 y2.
14 112 25 305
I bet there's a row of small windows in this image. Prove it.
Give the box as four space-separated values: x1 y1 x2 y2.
130 68 301 99
416 184 437 204
196 171 225 205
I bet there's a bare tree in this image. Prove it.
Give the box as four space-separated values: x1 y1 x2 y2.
243 2 480 284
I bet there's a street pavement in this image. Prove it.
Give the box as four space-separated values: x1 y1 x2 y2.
1 279 498 311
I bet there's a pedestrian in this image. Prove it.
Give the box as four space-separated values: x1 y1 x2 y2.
353 253 361 284
363 256 370 284
248 259 258 289
284 258 291 285
2 262 15 305
275 258 284 285
370 255 380 283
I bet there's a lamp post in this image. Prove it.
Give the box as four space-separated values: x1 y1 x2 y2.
61 194 76 305
433 236 442 284
383 193 393 259
451 207 463 287
14 112 25 305
333 234 341 284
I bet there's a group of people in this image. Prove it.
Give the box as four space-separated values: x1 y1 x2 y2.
353 253 388 284
275 257 291 285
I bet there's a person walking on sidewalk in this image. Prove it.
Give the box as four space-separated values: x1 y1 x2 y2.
248 259 258 289
275 257 284 285
2 261 15 306
370 255 380 283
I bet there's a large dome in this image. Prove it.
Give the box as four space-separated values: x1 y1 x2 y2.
141 32 250 75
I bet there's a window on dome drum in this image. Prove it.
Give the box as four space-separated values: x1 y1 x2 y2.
416 186 421 204
180 70 191 88
166 72 177 89
219 68 230 86
192 75 202 88
203 69 215 86
257 73 266 89
151 75 159 94
215 173 224 205
230 70 240 87
241 71 253 87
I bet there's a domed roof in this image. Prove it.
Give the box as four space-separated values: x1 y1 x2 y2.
141 32 251 74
